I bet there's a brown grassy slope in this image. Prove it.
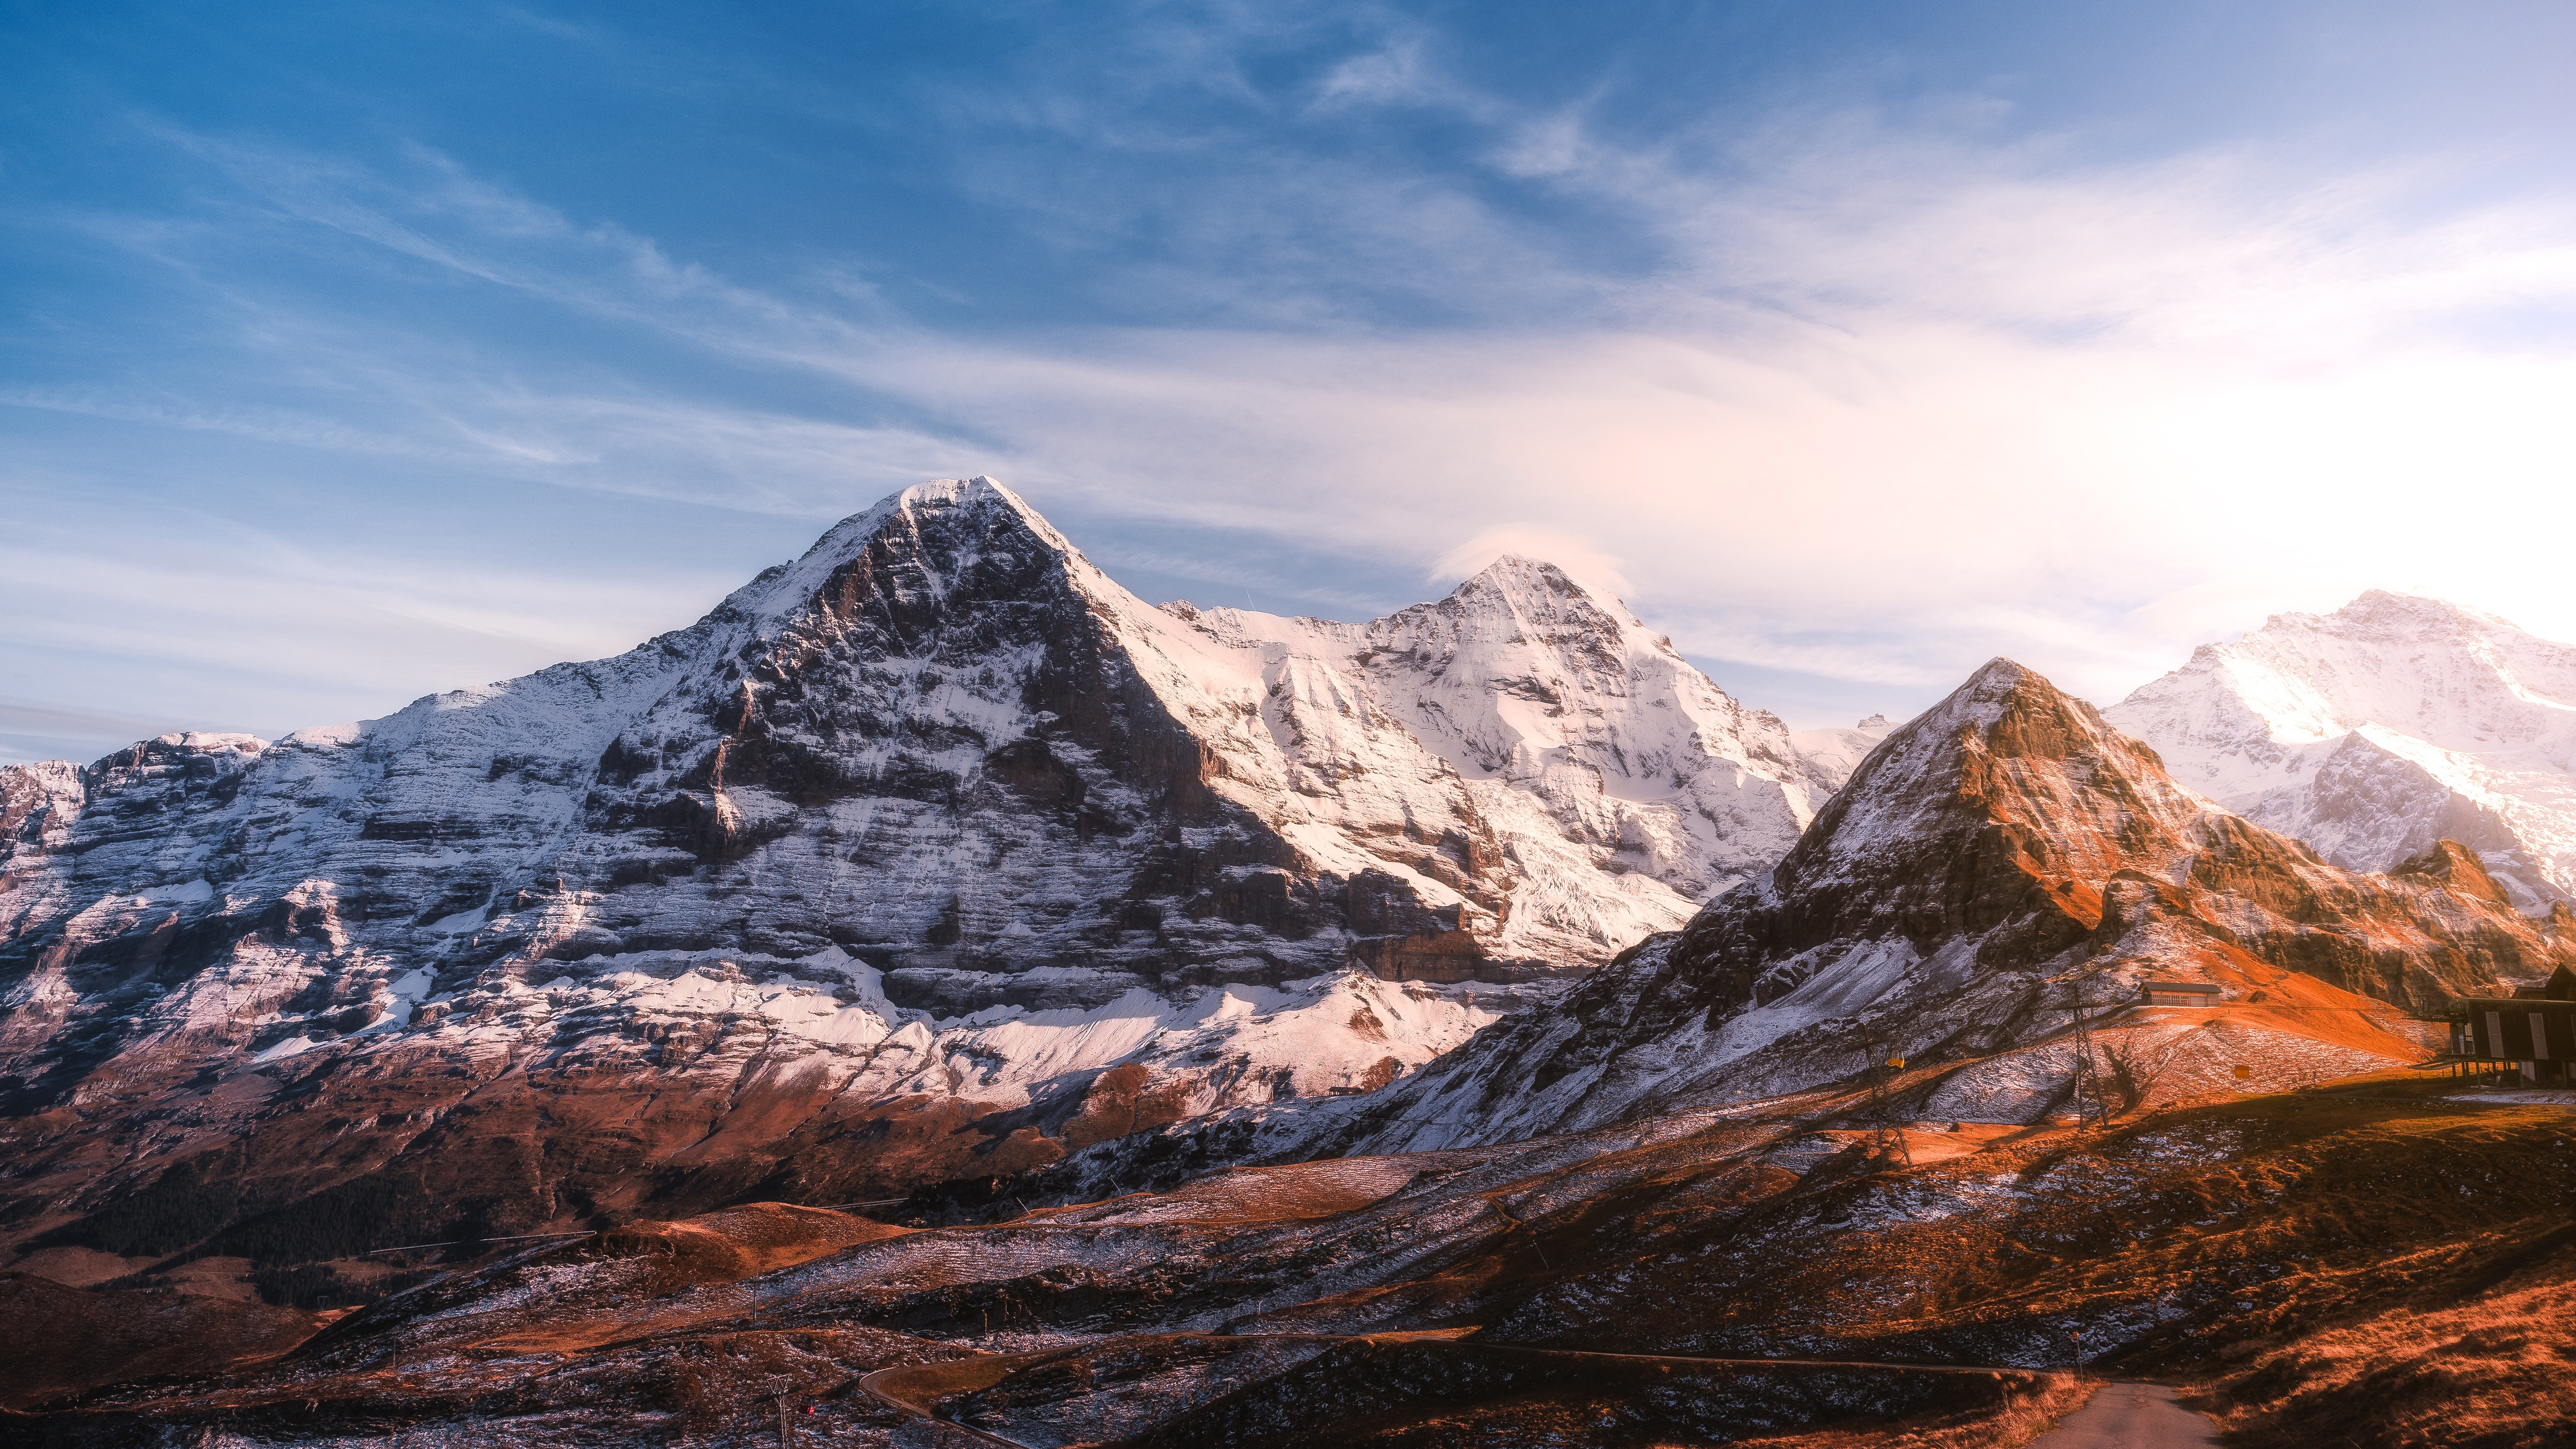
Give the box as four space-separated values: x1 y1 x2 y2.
857 1088 2576 1449
27 1323 978 1448
293 1200 909 1361
0 1273 317 1409
19 1202 974 1446
20 1086 2575 1448
1456 1090 2572 1369
2209 1253 2576 1449
590 1200 910 1281
1 1201 900 1415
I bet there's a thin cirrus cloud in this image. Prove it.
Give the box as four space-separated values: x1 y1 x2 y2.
38 132 2576 710
7 3 2576 764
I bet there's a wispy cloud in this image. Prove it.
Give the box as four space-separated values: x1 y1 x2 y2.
14 7 2576 738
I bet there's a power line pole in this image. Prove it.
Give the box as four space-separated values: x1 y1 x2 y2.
2068 974 2104 1128
1861 1036 1913 1168
776 1391 794 1449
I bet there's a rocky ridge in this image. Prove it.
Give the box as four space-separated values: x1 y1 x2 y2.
2107 590 2576 909
1291 658 2576 1157
0 478 1859 1269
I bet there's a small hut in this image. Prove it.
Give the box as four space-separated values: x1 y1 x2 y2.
2138 980 2224 1007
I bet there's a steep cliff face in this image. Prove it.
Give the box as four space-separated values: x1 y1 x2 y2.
1324 660 2576 1154
2106 590 2576 909
0 478 1845 1266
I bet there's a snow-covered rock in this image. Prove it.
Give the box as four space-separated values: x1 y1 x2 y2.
0 478 1856 1248
1787 714 1896 786
2106 590 2576 909
1167 556 1848 963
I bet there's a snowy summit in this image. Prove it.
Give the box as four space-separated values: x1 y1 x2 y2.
2107 590 2576 910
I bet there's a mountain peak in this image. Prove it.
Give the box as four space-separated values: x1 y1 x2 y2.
1771 657 2198 943
737 475 1077 625
2325 589 2519 636
1444 554 1633 626
803 475 1042 557
1956 655 2035 695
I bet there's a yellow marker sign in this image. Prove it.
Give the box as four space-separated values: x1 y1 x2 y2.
2232 1065 2252 1081
1887 1058 1906 1069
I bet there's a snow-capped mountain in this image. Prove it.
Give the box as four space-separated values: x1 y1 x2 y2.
0 478 1859 1255
1295 658 2574 1156
2106 591 2576 909
1787 713 1896 785
1168 556 1857 954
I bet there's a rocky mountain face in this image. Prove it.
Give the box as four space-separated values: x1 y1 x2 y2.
1168 555 1857 949
1301 658 2576 1157
0 478 1856 1273
2106 590 2576 910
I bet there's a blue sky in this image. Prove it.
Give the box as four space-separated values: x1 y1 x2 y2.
8 1 2576 763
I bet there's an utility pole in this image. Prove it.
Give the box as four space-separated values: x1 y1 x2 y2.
1861 1036 1913 1168
776 1391 794 1449
2068 974 2104 1128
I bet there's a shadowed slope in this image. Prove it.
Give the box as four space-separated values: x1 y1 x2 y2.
0 1274 318 1410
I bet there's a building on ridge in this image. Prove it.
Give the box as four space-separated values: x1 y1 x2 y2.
2451 965 2576 1085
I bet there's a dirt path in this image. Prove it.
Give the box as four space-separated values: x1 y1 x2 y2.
855 1364 1030 1448
2030 1382 2218 1448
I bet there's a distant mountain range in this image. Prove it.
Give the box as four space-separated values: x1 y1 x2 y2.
6 478 2575 1303
1031 657 2571 1202
2108 590 2576 909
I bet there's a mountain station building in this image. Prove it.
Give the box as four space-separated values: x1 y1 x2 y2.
2450 967 2576 1084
